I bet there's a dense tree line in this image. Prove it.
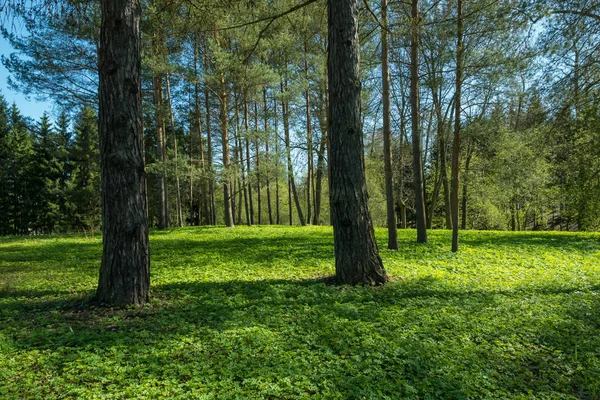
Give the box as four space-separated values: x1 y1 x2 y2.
0 96 100 235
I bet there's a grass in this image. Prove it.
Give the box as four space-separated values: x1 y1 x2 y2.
1 226 599 399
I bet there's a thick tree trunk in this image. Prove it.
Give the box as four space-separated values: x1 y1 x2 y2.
381 0 398 249
220 73 234 227
96 0 149 306
411 0 427 243
328 0 387 285
451 0 463 252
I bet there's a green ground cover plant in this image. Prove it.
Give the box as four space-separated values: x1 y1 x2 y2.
1 226 599 399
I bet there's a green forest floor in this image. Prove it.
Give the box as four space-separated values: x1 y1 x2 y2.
1 227 599 399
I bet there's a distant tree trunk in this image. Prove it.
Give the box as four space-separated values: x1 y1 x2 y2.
193 41 209 225
451 0 463 252
264 88 273 224
305 44 313 225
461 140 472 230
203 63 216 225
411 0 427 243
235 98 250 226
313 85 328 226
219 72 234 227
244 97 254 225
328 0 387 285
166 74 183 227
273 93 281 224
153 71 169 229
254 102 262 224
441 134 452 229
281 78 306 226
381 0 398 249
96 0 149 306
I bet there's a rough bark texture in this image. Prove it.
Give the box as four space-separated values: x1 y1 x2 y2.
381 0 398 250
328 0 387 286
96 0 149 306
451 0 463 252
411 0 428 243
264 88 273 225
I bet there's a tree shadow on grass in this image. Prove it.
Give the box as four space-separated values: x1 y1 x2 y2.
2 274 599 398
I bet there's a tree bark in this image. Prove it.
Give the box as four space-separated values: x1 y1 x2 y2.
254 102 262 224
328 0 387 285
411 0 427 243
381 0 398 249
153 72 169 229
203 54 216 225
451 0 463 252
264 88 273 224
166 74 183 227
305 43 313 225
219 72 234 227
96 0 149 306
244 97 254 225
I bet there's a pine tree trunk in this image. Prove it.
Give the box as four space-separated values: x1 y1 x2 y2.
328 0 387 285
153 71 169 230
381 0 398 249
203 64 216 225
96 0 149 306
274 94 281 224
461 141 472 230
264 88 273 224
451 0 463 252
313 86 328 226
220 73 234 227
305 45 313 225
411 0 427 243
244 98 254 225
166 74 183 227
254 102 262 225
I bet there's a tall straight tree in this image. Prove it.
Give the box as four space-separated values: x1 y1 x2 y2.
411 0 428 243
381 0 398 250
96 0 150 306
451 0 464 252
328 0 387 285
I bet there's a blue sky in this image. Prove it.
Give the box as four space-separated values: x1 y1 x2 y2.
0 34 54 121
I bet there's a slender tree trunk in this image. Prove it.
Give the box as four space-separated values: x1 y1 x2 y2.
203 62 216 225
451 0 463 252
254 102 262 224
153 72 169 229
281 78 306 226
193 42 208 225
96 0 149 306
461 140 472 230
264 88 273 224
441 133 452 229
313 85 328 226
305 44 313 225
328 0 387 285
244 97 254 225
236 98 250 225
411 0 427 243
274 94 281 224
166 74 183 227
219 73 234 227
381 0 398 249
